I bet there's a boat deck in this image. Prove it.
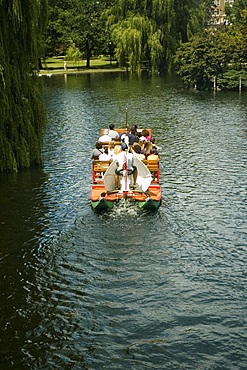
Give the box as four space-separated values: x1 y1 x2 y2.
90 184 161 202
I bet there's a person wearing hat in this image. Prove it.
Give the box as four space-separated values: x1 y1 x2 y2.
98 129 112 142
108 124 119 140
114 143 137 189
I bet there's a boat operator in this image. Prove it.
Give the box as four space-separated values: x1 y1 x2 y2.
114 143 137 190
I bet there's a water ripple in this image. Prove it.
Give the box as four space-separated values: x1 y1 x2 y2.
0 74 246 369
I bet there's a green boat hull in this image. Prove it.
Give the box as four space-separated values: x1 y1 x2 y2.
137 198 161 210
92 197 161 211
91 198 115 211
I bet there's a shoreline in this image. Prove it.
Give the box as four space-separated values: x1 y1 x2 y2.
38 67 126 75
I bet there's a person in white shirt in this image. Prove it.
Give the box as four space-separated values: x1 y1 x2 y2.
98 129 112 142
114 143 137 189
108 124 119 140
99 148 112 161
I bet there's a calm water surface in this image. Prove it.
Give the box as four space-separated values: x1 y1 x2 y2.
0 72 246 369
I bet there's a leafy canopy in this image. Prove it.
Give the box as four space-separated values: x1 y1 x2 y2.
174 28 246 90
0 0 48 171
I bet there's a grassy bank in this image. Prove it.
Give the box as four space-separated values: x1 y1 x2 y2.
39 56 123 74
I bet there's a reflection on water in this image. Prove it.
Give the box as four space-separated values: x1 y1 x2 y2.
0 72 246 369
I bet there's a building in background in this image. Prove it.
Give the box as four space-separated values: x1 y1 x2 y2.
212 0 235 25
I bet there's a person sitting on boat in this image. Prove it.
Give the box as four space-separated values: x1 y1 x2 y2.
108 124 119 140
91 141 103 160
132 143 145 161
129 126 140 145
141 141 153 159
108 141 115 158
150 137 161 151
132 124 138 133
147 148 159 161
98 129 112 142
114 143 137 189
112 144 122 161
139 129 151 141
119 127 134 146
99 147 112 161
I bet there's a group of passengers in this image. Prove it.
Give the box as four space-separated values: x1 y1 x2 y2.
91 124 160 189
91 124 160 162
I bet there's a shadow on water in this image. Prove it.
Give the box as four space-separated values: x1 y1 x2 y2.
0 168 50 369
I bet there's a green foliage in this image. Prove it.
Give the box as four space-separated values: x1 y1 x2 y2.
187 2 210 39
0 0 48 171
65 43 82 64
46 5 71 55
104 0 207 73
149 30 163 73
111 15 150 73
47 0 112 67
174 28 246 90
217 69 247 90
225 0 247 25
47 0 211 73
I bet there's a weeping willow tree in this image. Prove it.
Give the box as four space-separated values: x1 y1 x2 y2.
104 0 208 73
0 0 48 172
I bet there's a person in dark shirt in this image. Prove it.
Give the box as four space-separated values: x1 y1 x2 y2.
91 141 103 160
129 126 139 145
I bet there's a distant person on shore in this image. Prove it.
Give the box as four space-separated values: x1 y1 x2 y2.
108 124 119 140
64 60 67 70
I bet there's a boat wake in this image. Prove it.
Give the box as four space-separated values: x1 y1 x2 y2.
111 199 140 216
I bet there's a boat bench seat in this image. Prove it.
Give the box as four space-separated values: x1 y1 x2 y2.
100 129 152 136
143 160 160 182
100 142 112 148
100 141 122 148
93 160 112 182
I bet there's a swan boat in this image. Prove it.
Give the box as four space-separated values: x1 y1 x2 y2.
90 129 162 211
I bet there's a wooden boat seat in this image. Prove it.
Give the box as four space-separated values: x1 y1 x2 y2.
143 160 160 182
100 141 122 148
92 160 112 182
100 129 152 136
100 142 112 148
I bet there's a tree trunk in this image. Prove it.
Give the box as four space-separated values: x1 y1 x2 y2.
86 40 91 68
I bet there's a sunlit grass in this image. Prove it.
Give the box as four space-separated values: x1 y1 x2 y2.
41 56 118 72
